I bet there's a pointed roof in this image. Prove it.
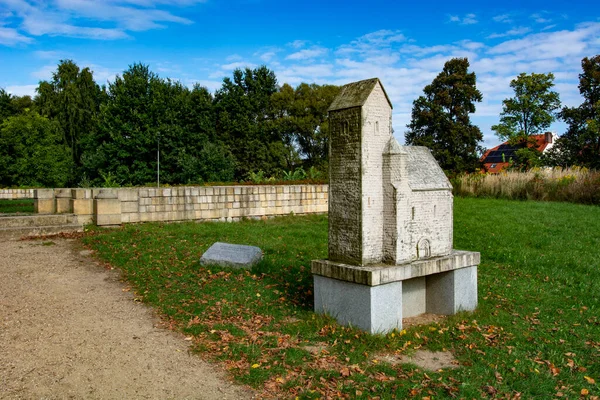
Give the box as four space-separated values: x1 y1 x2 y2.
384 137 406 155
328 78 393 112
404 146 452 191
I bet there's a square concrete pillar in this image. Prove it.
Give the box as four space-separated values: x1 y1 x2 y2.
402 277 426 318
55 188 73 213
426 265 478 315
314 275 402 334
34 189 55 214
71 189 93 224
94 190 122 226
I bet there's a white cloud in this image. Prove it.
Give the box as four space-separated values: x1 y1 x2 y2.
219 61 257 71
0 0 202 44
5 84 37 96
449 13 478 25
288 40 308 49
258 51 276 62
225 54 242 62
488 22 600 59
338 29 406 55
493 14 513 24
34 50 66 59
286 47 327 61
487 27 531 39
0 25 32 45
531 13 552 24
30 64 56 80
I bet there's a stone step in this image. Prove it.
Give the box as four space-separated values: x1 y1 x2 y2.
0 214 76 228
0 224 84 240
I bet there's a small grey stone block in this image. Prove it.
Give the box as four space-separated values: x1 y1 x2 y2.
200 242 263 269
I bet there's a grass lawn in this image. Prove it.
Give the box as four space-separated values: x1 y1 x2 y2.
82 198 600 399
0 199 34 214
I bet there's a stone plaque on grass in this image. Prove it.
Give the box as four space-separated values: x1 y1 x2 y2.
200 242 262 269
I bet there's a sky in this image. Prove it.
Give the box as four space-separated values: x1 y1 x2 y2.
0 0 599 148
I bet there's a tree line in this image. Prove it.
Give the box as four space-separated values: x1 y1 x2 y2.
1 55 598 188
0 61 339 187
406 55 600 173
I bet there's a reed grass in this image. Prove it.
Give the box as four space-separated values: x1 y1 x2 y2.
452 167 600 205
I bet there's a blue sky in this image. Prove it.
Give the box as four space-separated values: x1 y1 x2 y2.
1 0 599 148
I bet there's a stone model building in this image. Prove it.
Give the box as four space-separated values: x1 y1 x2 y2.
312 78 479 333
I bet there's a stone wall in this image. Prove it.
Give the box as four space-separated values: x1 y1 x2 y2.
34 185 328 226
328 107 362 264
0 189 36 199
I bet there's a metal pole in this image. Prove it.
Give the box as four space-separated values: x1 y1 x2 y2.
157 134 160 188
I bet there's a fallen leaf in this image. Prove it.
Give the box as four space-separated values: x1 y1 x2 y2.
584 376 596 384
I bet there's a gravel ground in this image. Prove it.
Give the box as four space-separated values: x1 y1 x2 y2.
0 237 254 399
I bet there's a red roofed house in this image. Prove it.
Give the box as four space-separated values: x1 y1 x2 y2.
481 132 556 173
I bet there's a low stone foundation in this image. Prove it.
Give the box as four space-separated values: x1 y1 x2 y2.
33 185 328 226
312 251 479 333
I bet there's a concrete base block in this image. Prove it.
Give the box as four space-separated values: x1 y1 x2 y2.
55 189 73 214
72 199 93 215
402 277 426 318
34 199 55 214
95 213 122 226
94 191 122 226
426 265 478 315
314 275 402 334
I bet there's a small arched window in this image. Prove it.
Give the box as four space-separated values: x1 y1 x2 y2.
342 121 349 134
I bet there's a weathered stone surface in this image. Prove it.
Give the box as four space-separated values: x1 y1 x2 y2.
314 77 478 332
311 250 479 286
200 242 262 269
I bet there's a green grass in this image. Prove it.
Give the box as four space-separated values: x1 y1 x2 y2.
0 199 34 214
81 199 600 398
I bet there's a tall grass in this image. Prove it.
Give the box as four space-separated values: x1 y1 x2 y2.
452 167 600 205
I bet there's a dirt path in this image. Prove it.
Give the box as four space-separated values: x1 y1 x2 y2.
0 237 254 399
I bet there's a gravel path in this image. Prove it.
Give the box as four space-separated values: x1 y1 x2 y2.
0 237 253 399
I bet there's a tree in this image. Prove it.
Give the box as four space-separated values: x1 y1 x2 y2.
35 60 102 179
214 66 287 179
82 63 233 186
491 72 561 170
0 112 72 187
545 55 600 169
271 83 340 171
405 58 484 173
492 72 560 141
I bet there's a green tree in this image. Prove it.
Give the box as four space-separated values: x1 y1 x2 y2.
0 112 73 187
82 63 233 186
214 66 287 179
492 72 561 141
35 60 102 178
272 82 340 171
0 89 15 122
492 72 561 170
405 58 484 173
545 55 600 169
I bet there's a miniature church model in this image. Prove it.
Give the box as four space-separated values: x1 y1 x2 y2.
312 78 479 333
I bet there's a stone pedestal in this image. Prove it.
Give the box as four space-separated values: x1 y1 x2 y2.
94 190 122 226
34 189 55 214
55 188 73 214
312 251 479 333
